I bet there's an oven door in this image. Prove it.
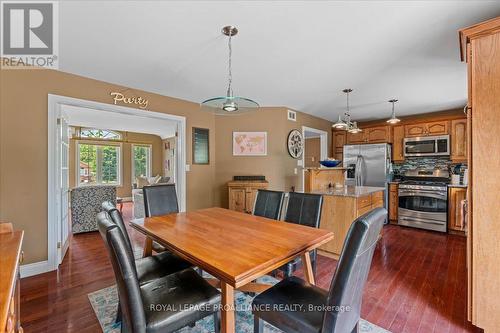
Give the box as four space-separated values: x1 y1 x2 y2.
398 189 447 232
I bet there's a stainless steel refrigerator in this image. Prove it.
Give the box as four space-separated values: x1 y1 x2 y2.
343 143 392 210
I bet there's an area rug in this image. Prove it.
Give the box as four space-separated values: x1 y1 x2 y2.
88 275 390 333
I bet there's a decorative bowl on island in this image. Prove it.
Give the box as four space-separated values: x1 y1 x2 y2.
319 159 342 168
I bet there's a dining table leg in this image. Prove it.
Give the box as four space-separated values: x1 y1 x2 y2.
220 281 235 333
142 237 152 257
301 251 316 285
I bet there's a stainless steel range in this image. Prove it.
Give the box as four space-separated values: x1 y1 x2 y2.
398 169 449 232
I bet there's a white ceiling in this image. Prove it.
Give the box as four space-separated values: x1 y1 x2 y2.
59 1 500 122
62 105 177 139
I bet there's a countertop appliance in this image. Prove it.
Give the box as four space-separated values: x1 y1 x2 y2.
343 143 391 210
404 135 450 157
398 169 449 232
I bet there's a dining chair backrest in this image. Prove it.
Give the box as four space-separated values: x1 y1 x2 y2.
97 212 146 333
322 207 386 333
252 189 285 220
284 192 323 228
143 184 179 217
101 201 134 258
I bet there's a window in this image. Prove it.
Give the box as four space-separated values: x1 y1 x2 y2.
78 143 121 186
80 128 121 140
192 128 209 164
132 145 152 181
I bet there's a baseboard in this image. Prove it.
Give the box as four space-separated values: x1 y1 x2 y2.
20 260 53 278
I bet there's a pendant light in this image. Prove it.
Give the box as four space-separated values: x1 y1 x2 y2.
386 99 401 124
332 89 362 133
201 26 259 115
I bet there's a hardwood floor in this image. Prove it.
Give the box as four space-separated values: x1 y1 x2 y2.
20 203 482 333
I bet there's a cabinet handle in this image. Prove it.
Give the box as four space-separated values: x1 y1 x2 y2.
463 105 471 116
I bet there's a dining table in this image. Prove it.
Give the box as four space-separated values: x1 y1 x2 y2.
130 207 334 333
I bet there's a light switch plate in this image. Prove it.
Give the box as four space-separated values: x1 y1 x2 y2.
297 160 303 166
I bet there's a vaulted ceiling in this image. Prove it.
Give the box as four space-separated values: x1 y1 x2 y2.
59 1 500 122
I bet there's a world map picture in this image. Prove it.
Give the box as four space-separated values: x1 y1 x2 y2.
232 132 267 156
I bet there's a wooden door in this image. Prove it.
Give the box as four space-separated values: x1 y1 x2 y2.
404 123 427 137
346 131 367 144
245 188 257 214
366 126 391 143
426 120 449 135
392 125 405 162
448 187 466 232
229 188 246 212
451 119 467 162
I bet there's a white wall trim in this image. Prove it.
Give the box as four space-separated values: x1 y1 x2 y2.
20 260 51 278
301 126 328 191
48 94 187 273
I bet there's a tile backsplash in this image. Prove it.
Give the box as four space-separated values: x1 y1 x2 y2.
392 157 467 181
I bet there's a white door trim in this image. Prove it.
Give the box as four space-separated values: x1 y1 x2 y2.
47 94 187 272
301 126 328 191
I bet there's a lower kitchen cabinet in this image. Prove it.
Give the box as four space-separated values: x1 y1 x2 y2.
389 183 399 223
448 186 467 234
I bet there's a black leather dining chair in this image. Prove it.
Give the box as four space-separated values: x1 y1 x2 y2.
252 207 386 333
101 201 192 285
97 212 221 333
143 184 179 217
142 184 179 253
252 189 285 220
277 192 323 278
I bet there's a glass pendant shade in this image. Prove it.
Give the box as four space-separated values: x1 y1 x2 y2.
386 99 400 124
201 26 259 115
348 122 362 133
333 115 348 129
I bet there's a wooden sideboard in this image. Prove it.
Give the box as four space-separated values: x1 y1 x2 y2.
0 228 23 333
228 180 268 214
459 16 500 332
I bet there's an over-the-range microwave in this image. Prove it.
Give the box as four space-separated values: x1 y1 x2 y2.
403 135 450 157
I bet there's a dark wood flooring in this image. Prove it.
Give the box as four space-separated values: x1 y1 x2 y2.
20 203 482 333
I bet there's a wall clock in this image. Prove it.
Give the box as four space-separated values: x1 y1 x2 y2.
287 129 304 159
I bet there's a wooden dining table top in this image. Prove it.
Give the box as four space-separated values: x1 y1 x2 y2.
131 207 334 287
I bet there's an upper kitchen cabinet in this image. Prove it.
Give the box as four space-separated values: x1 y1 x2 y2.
450 119 467 162
405 120 449 137
332 130 346 161
346 125 391 144
392 125 405 162
346 130 367 144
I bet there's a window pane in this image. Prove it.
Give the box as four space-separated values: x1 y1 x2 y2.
133 146 150 178
79 144 97 184
193 128 209 164
101 146 119 184
80 128 121 140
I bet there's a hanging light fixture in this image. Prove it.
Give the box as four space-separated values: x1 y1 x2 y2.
332 89 362 133
201 26 259 115
386 99 401 124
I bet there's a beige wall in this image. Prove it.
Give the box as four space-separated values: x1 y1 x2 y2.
304 137 321 168
68 129 164 198
214 108 332 208
0 68 216 264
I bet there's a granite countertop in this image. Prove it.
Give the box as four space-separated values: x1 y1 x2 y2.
448 184 468 188
312 186 385 198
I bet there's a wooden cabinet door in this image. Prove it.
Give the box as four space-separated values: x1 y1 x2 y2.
426 120 449 135
451 119 467 162
245 188 257 214
334 148 343 162
346 131 367 144
333 131 346 149
392 125 405 162
229 188 246 213
366 126 391 143
448 187 466 231
389 189 398 222
405 123 427 137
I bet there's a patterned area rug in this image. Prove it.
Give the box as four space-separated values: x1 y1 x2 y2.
88 275 390 333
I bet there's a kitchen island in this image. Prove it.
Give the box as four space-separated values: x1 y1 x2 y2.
311 186 385 259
